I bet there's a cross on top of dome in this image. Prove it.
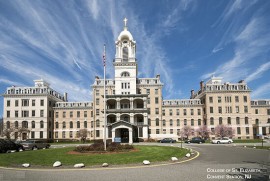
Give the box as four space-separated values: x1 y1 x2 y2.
123 17 128 30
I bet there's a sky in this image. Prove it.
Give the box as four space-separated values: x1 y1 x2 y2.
0 0 270 117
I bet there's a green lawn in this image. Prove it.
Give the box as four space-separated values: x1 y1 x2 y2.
0 146 189 167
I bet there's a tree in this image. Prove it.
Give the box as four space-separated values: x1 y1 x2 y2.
0 117 3 137
2 125 16 140
76 129 89 143
214 124 235 138
178 125 194 139
196 125 211 140
2 121 30 140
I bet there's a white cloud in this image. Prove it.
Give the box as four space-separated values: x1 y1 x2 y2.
245 62 270 82
251 82 270 99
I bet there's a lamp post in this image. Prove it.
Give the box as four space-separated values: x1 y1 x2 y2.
103 44 107 151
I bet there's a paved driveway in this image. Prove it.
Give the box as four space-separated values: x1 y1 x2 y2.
0 143 269 181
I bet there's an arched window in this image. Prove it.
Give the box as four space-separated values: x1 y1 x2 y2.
22 121 28 128
15 121 18 129
163 120 166 126
77 121 80 128
155 118 159 126
210 117 214 125
6 121 10 129
32 121 35 128
40 121 44 128
55 122 59 129
84 121 87 128
121 71 130 77
62 121 66 129
219 117 223 125
122 47 128 61
70 121 73 128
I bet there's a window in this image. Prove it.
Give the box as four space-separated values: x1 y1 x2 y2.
70 111 73 118
225 96 231 103
236 117 240 124
32 100 35 106
156 119 159 126
22 99 29 106
7 111 10 118
32 121 35 128
177 119 180 126
162 120 166 126
218 107 222 114
255 119 259 125
22 121 28 128
198 119 201 126
155 89 158 94
255 109 258 114
246 127 250 134
184 119 187 126
146 89 150 94
70 121 73 128
56 112 59 118
162 109 165 116
96 109 99 116
237 127 241 134
191 109 194 115
96 120 100 127
148 108 151 114
267 109 270 115
209 97 213 103
15 100 19 107
169 109 173 116
219 117 222 125
227 117 231 125
40 110 44 117
170 129 173 134
31 131 35 139
40 121 44 128
243 96 247 103
69 131 73 138
147 98 150 104
268 118 270 123
96 90 99 96
7 100 10 107
198 109 201 115
62 131 66 139
184 109 187 116
176 109 180 115
40 99 44 106
170 119 173 126
22 110 29 117
244 106 248 113
121 71 130 77
32 110 35 117
63 122 66 129
77 111 80 118
63 111 66 118
218 96 222 103
77 121 80 128
235 106 239 113
155 97 159 104
155 108 159 114
210 107 213 113
6 121 10 129
55 122 59 129
235 96 239 102
84 111 87 118
96 98 99 105
156 129 160 134
84 121 87 128
245 117 249 124
191 119 194 126
55 132 58 139
15 121 18 128
96 130 100 137
210 117 214 125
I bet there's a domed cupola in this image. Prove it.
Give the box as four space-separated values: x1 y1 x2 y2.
115 18 136 63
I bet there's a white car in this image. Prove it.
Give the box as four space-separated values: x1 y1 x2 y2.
211 137 233 144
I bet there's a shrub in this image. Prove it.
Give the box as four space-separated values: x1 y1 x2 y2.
74 142 134 152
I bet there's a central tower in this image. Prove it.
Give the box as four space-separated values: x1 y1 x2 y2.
114 18 137 95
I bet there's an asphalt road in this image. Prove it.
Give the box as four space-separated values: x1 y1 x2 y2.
0 143 269 181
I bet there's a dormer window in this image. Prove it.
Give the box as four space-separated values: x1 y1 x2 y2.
121 71 130 77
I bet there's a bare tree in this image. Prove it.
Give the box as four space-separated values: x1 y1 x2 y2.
179 125 194 139
76 129 89 143
214 124 235 138
2 125 16 140
196 125 211 140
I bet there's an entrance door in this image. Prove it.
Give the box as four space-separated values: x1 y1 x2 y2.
120 128 129 143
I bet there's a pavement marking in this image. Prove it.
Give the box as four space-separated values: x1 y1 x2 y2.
0 150 200 172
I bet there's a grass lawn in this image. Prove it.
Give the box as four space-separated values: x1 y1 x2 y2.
232 139 264 143
0 146 189 167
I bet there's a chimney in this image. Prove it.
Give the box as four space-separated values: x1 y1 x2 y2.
64 92 68 102
238 80 245 83
156 74 160 79
190 89 194 98
200 81 204 91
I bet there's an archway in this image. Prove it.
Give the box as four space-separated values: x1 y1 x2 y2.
115 128 129 143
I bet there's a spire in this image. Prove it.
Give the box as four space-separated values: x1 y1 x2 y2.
123 17 128 30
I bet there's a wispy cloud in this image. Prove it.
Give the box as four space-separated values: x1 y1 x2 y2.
245 62 270 82
251 82 270 99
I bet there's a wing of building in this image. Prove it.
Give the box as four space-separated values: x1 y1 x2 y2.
2 19 270 143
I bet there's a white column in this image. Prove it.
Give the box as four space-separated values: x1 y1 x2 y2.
259 126 263 135
129 128 133 144
130 114 134 124
117 99 120 109
142 127 148 139
112 129 115 142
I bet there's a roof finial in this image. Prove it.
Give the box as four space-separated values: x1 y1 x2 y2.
123 17 128 30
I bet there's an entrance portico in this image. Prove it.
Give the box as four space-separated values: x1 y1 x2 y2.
111 121 134 144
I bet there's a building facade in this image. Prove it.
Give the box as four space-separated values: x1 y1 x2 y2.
2 19 270 142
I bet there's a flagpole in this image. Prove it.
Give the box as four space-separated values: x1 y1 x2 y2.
103 44 107 151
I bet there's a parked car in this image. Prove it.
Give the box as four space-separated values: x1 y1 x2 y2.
211 137 233 144
185 137 205 144
0 139 24 153
160 138 176 143
21 140 50 150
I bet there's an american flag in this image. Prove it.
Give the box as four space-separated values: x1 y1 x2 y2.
103 44 106 66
